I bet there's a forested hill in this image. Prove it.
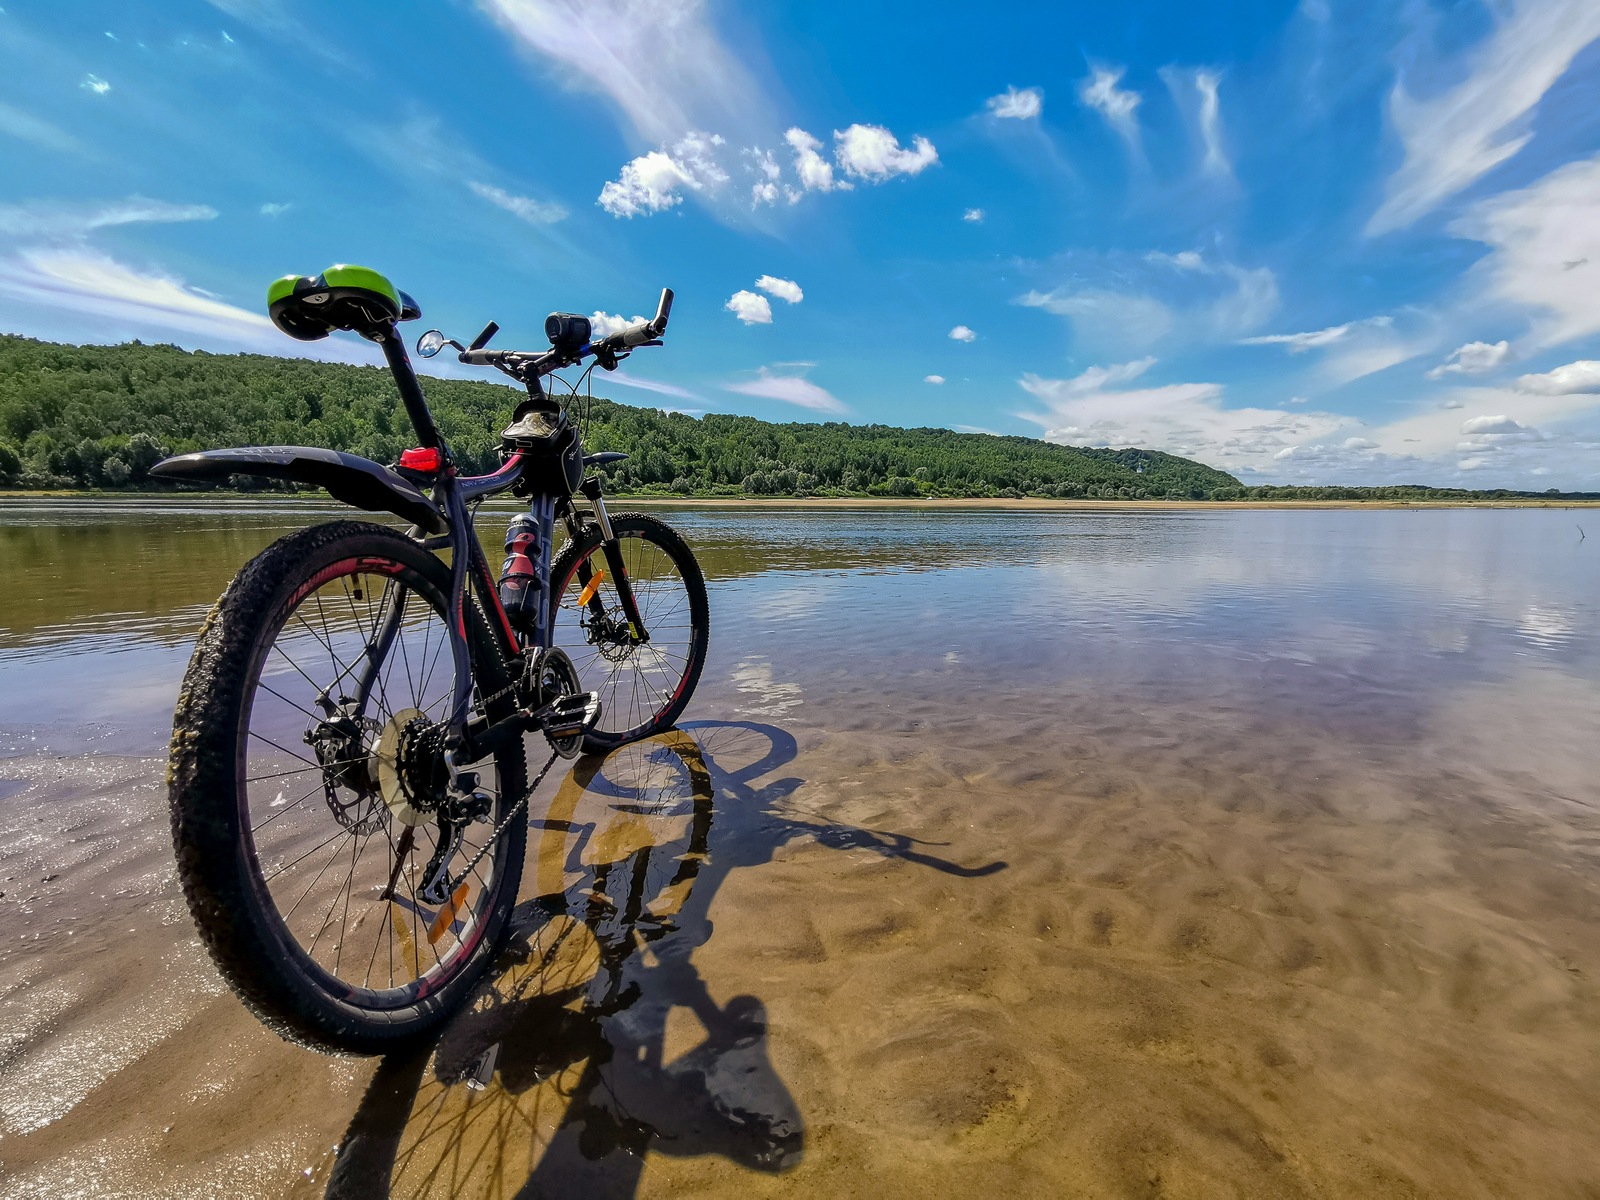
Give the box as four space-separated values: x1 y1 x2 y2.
0 334 1238 498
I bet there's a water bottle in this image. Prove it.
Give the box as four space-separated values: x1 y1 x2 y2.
498 514 542 629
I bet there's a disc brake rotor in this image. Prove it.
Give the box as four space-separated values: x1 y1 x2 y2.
373 707 440 827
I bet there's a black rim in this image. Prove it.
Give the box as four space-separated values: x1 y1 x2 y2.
235 553 511 1008
552 531 702 741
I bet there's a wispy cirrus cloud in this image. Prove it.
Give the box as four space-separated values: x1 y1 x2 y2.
1079 65 1141 150
1018 251 1277 356
1367 0 1600 235
724 365 846 414
1241 316 1391 352
1159 67 1229 176
1450 151 1600 348
0 102 84 154
0 197 217 239
476 0 775 149
467 180 567 224
1241 313 1436 385
607 370 705 403
0 247 277 345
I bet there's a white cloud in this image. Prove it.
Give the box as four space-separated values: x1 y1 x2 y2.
1017 357 1346 471
748 147 782 206
755 275 802 304
1367 0 1600 235
80 74 111 95
477 0 774 149
1079 66 1141 146
784 128 843 193
725 290 772 325
834 124 938 181
985 86 1043 119
598 131 727 217
924 374 945 384
724 366 846 414
1289 396 1309 404
963 207 984 223
468 180 567 224
1461 413 1537 438
589 310 651 338
0 197 217 239
949 325 976 342
0 102 83 153
259 202 291 217
1195 70 1228 175
1450 152 1600 347
599 151 693 216
1427 340 1510 379
1516 360 1600 394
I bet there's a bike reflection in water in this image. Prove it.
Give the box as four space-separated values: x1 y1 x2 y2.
326 720 1005 1198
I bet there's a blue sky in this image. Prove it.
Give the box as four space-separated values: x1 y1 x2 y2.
4 1 1600 488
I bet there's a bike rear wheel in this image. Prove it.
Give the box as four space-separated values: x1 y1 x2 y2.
550 513 709 753
169 520 527 1055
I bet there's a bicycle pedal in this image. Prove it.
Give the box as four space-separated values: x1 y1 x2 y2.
535 691 601 738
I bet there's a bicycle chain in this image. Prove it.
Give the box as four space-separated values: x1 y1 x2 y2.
444 747 560 895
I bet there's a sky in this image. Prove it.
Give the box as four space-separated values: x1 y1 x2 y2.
4 1 1600 489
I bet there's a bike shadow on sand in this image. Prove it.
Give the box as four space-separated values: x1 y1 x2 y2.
324 718 1006 1199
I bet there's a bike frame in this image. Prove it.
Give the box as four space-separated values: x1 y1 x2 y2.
351 327 640 753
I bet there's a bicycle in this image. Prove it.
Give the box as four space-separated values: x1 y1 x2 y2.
151 264 710 1055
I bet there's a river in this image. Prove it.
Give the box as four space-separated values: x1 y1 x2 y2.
2 500 1598 1196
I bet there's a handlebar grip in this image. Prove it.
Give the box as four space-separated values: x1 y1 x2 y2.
650 287 674 335
621 324 656 347
458 349 505 365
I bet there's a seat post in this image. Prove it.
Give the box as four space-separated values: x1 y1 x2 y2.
377 326 444 453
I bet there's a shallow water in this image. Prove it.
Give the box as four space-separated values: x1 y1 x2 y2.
2 500 1598 1196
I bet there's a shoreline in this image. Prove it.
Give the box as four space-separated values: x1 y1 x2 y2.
3 491 1600 511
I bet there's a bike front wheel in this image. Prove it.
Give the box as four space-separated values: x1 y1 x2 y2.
550 513 710 752
168 520 527 1055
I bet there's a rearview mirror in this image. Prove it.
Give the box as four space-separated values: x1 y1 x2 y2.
416 329 447 358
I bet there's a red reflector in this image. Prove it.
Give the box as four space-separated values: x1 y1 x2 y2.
399 447 441 472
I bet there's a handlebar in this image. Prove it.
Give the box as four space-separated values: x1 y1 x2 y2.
598 287 675 351
457 287 673 374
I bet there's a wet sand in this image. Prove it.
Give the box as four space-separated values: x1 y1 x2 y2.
3 505 1599 1196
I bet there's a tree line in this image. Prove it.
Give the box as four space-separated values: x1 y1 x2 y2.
3 335 1595 502
0 335 1238 497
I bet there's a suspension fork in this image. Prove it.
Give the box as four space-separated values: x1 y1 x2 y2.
575 479 648 643
350 579 407 717
442 475 477 737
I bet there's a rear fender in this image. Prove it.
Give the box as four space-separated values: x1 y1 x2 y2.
149 446 446 534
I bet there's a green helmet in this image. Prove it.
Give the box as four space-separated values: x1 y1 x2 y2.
267 264 421 341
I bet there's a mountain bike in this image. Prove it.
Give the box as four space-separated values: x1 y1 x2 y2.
152 265 709 1054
